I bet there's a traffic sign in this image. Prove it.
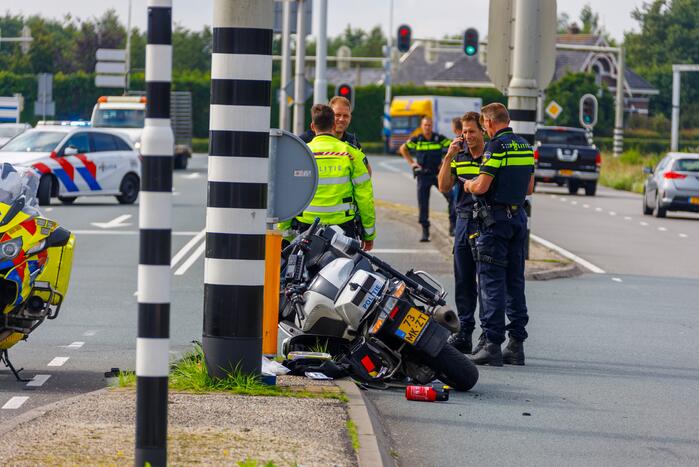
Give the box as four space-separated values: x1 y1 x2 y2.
96 62 127 74
273 0 313 35
283 78 314 102
0 96 21 123
545 100 562 120
95 75 126 88
486 0 556 93
96 48 126 62
35 73 55 118
95 48 126 89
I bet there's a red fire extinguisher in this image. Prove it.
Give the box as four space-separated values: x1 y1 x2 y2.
405 385 450 402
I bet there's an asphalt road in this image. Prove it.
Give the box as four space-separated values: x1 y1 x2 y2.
368 155 699 466
1 153 698 467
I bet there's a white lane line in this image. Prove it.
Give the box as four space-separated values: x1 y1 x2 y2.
640 221 649 226
45 207 54 212
612 277 623 283
26 374 51 388
609 211 617 216
624 216 632 221
582 204 590 208
83 330 98 337
570 200 578 205
679 233 688 238
91 214 132 229
182 172 201 179
378 160 412 180
530 234 605 274
65 341 85 349
373 249 440 254
171 229 206 269
47 357 69 367
595 207 603 212
72 230 200 236
658 227 667 232
2 396 29 410
174 243 206 276
560 197 567 202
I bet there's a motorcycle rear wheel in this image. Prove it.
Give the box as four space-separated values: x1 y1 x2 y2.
421 344 479 391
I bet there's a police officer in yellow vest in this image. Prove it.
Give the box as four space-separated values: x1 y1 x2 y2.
280 104 376 251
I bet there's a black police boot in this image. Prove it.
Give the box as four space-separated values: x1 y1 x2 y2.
502 336 525 365
420 225 430 242
447 329 472 354
468 339 503 366
471 333 486 355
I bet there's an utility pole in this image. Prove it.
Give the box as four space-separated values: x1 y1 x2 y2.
383 0 394 153
293 0 307 134
203 0 273 377
313 0 328 105
125 0 132 92
279 0 292 131
507 0 539 144
135 0 173 465
670 64 699 152
613 47 625 156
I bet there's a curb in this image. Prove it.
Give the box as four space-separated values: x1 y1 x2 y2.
335 379 385 467
0 387 109 438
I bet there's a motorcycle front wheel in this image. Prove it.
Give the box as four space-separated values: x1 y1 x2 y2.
420 344 479 391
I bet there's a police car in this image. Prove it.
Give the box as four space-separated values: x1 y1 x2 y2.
0 122 141 206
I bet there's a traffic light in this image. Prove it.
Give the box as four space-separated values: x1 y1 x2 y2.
463 28 478 57
335 83 354 110
396 25 412 53
579 94 598 128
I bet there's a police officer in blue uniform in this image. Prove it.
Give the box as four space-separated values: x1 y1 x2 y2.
437 112 486 353
399 117 454 242
462 103 535 366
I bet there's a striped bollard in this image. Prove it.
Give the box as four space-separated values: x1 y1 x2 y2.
135 1 173 465
203 0 273 378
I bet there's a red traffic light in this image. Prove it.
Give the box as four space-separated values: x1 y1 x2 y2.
396 24 412 53
399 27 409 37
339 86 350 96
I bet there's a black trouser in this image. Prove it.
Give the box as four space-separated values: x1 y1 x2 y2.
453 213 478 333
417 174 455 227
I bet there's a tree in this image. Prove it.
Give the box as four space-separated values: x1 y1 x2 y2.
544 72 615 136
579 4 600 34
625 0 699 124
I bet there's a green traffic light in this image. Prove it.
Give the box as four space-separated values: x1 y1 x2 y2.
584 115 591 123
465 45 476 56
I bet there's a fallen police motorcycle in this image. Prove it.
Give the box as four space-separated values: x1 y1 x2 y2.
278 220 478 391
0 164 75 381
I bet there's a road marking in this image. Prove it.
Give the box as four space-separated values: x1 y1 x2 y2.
609 211 616 216
612 277 623 283
26 374 51 388
378 160 413 180
91 214 132 229
44 207 54 212
530 234 605 274
171 229 206 269
174 242 205 276
182 172 201 179
71 230 200 236
47 357 69 367
595 207 603 212
83 330 98 337
624 216 632 221
679 233 688 238
640 221 649 226
658 227 667 232
570 200 578 205
66 341 85 349
373 249 440 254
173 191 181 196
2 396 29 410
582 204 590 208
559 197 567 202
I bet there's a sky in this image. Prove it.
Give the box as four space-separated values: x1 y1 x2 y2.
2 0 645 42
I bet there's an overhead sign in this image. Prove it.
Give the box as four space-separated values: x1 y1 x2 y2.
35 73 55 118
0 96 21 123
486 0 556 93
95 48 126 88
268 129 318 222
545 100 562 120
273 0 313 35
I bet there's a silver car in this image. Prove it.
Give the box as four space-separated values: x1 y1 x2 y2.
0 123 31 147
643 152 699 218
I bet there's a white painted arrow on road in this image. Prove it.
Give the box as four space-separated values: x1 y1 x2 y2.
91 214 132 229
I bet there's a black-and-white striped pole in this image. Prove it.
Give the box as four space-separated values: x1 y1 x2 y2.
135 1 173 465
507 0 538 145
203 0 273 378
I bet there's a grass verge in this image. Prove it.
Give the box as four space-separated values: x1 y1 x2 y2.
346 419 360 453
598 150 662 194
111 343 346 401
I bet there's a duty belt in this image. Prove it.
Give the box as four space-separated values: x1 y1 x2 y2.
492 204 522 212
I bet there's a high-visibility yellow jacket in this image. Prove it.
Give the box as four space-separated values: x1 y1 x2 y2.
279 134 376 240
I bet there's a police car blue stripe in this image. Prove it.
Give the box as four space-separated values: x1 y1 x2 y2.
76 167 102 191
52 169 79 192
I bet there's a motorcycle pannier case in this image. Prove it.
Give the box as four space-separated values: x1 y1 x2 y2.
35 233 75 305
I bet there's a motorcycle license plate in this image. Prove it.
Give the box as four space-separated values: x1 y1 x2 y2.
395 307 429 344
690 197 699 205
559 169 573 176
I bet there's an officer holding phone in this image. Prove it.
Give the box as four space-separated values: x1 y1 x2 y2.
437 111 485 353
